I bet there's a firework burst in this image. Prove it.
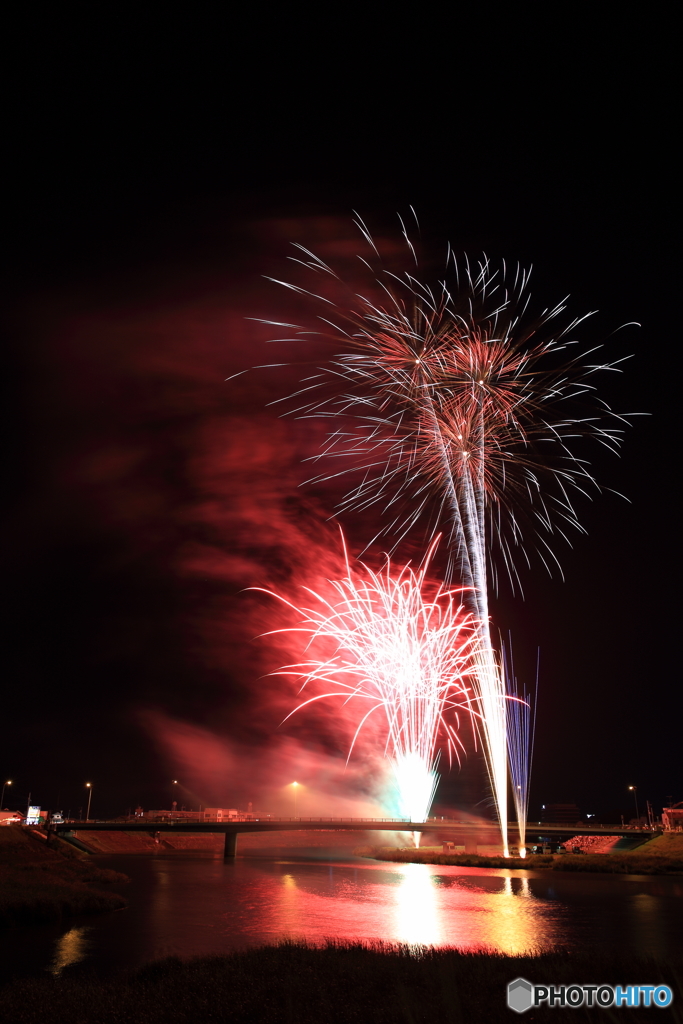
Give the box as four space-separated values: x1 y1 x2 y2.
263 235 631 593
255 536 480 836
253 215 634 853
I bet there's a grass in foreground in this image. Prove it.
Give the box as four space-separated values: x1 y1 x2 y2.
355 845 683 874
1 941 681 1023
0 826 127 926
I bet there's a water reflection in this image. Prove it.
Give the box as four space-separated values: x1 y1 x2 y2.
631 892 666 959
48 926 91 976
8 852 678 981
391 867 553 953
394 863 442 945
242 859 558 953
475 873 543 954
277 871 308 936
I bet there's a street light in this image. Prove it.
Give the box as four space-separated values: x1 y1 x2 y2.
291 782 299 818
628 785 639 823
85 783 93 822
1 780 11 808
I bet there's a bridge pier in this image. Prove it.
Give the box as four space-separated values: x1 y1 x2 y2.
224 832 237 859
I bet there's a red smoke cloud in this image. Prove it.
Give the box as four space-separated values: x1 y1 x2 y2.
22 215 427 812
138 707 392 815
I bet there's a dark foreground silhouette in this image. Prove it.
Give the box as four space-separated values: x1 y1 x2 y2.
1 941 681 1023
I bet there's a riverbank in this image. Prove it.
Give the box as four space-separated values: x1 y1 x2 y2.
1 941 680 1023
0 827 128 927
355 834 683 874
62 827 395 855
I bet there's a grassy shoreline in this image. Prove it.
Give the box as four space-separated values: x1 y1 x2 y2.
1 941 681 1023
354 837 683 874
0 826 128 927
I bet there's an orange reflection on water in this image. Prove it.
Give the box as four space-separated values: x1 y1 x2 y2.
278 871 307 935
472 873 542 955
393 866 547 954
266 868 315 937
244 860 559 953
48 926 92 976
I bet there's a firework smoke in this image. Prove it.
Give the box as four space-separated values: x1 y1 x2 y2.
256 536 479 840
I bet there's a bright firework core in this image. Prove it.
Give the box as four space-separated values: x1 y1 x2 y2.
392 751 438 830
257 537 479 841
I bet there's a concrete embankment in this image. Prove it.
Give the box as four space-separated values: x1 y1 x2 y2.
66 829 397 855
67 831 225 854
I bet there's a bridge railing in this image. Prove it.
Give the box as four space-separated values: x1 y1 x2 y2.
55 816 478 827
53 817 521 830
51 818 657 830
528 822 657 831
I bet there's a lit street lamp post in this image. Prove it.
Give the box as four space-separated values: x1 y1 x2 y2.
292 782 299 818
1 780 11 808
628 785 639 823
85 783 93 822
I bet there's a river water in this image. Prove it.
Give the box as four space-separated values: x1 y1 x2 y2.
3 846 682 980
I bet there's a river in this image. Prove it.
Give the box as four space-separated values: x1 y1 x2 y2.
2 846 682 980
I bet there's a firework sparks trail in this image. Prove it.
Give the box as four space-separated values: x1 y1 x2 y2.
254 216 634 854
255 536 481 842
504 640 538 857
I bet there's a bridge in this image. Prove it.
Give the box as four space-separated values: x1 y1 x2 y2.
53 817 660 859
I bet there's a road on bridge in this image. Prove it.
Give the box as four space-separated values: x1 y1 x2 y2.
53 817 660 859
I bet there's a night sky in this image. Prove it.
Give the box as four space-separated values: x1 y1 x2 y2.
1 13 678 824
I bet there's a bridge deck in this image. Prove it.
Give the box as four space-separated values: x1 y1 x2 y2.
54 818 659 839
51 819 658 860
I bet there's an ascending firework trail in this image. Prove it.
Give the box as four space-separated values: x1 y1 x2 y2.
504 640 539 857
255 537 479 843
253 214 634 853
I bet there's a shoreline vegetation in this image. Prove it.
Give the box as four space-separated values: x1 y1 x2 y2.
354 833 683 874
1 941 682 1023
0 826 128 927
